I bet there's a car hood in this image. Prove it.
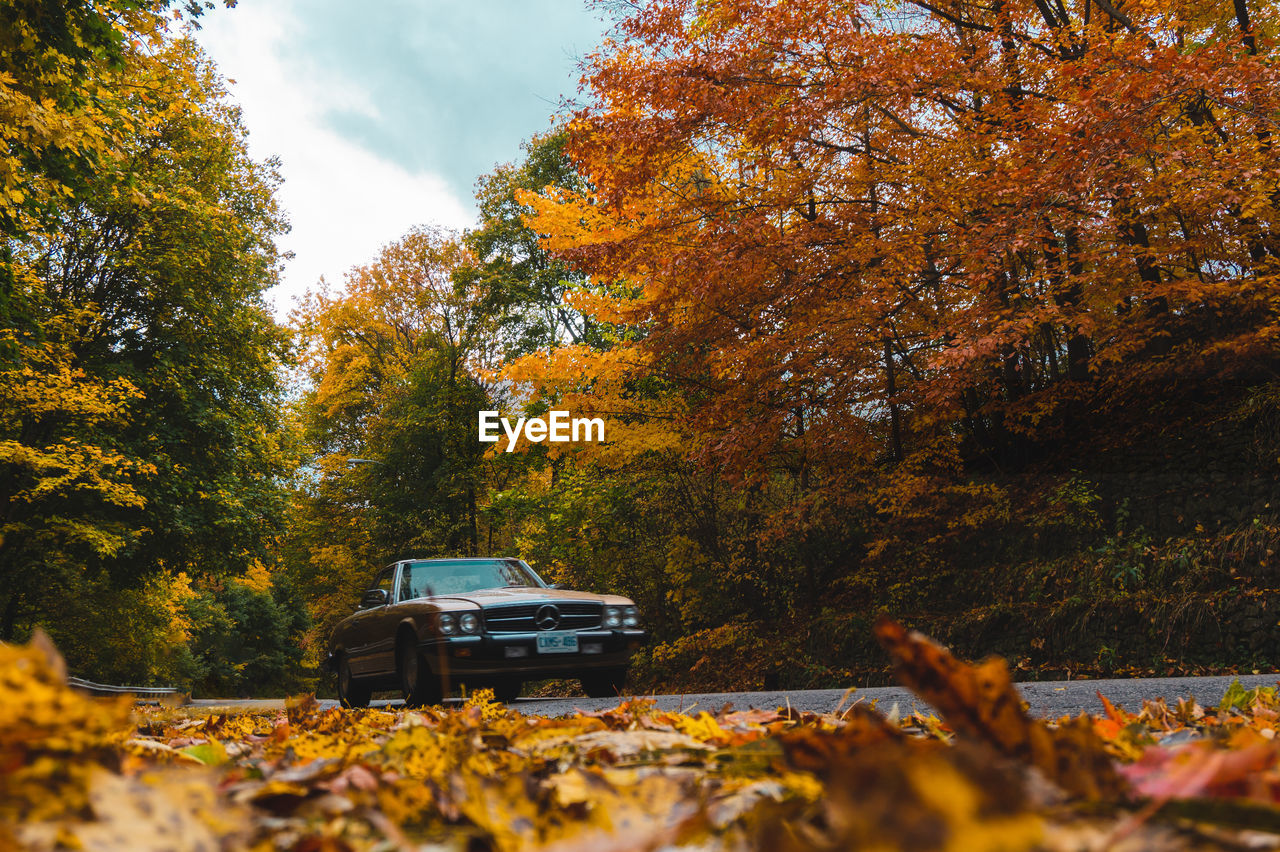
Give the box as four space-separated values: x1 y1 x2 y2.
426 587 627 608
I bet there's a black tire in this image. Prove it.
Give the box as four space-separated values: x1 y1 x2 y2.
581 667 627 699
337 654 372 709
491 677 523 704
398 638 443 707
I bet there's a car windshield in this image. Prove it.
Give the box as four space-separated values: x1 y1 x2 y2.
400 559 545 599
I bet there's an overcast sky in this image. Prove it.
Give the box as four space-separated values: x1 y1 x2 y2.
193 0 608 316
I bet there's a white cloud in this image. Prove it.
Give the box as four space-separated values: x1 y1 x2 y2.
193 2 474 318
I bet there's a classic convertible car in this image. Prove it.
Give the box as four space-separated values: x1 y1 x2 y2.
326 557 646 707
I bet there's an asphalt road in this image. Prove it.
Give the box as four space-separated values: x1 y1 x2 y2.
190 672 1280 718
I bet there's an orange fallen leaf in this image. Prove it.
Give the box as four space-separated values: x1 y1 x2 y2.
874 616 1122 800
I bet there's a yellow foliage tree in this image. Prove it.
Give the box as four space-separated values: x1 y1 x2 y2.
0 318 155 638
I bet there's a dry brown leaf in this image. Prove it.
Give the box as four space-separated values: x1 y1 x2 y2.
874 616 1122 800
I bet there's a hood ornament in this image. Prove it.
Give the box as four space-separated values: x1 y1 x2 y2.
535 604 561 630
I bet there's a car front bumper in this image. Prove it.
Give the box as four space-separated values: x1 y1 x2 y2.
417 628 647 678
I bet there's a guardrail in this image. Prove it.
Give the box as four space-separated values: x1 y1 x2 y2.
68 676 181 701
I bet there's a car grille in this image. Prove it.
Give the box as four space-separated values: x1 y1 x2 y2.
482 602 602 632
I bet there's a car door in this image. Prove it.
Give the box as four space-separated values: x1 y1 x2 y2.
346 566 397 675
364 562 406 676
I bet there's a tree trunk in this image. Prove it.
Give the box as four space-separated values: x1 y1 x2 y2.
1063 228 1092 381
1 591 19 642
1113 200 1170 334
468 486 478 555
793 406 811 490
1233 0 1257 54
884 337 904 463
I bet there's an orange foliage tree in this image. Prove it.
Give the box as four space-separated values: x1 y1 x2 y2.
525 0 1280 522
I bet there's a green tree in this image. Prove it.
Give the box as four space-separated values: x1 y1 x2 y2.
365 353 490 556
462 131 602 355
1 0 232 301
31 38 292 586
181 573 311 697
2 26 294 691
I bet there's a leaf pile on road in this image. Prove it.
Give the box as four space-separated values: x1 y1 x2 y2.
4 622 1280 851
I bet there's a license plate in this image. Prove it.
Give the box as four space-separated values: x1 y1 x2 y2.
536 632 579 654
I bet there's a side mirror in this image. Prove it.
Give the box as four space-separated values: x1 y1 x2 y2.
548 583 562 590
360 589 389 608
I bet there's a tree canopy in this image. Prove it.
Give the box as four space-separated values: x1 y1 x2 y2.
523 0 1280 498
0 0 304 694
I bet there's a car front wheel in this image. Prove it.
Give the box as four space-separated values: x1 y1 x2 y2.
398 639 443 707
581 667 627 699
337 654 372 709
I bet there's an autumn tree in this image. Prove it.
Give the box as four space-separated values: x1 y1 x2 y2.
1 3 301 691
455 133 827 649
1 2 173 638
464 0 1280 685
1 0 233 289
525 0 1280 509
16 37 293 586
290 227 496 637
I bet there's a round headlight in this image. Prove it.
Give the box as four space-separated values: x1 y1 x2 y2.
438 613 456 635
459 613 479 634
603 606 622 628
622 606 639 627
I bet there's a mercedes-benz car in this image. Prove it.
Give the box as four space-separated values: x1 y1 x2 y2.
325 557 646 707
